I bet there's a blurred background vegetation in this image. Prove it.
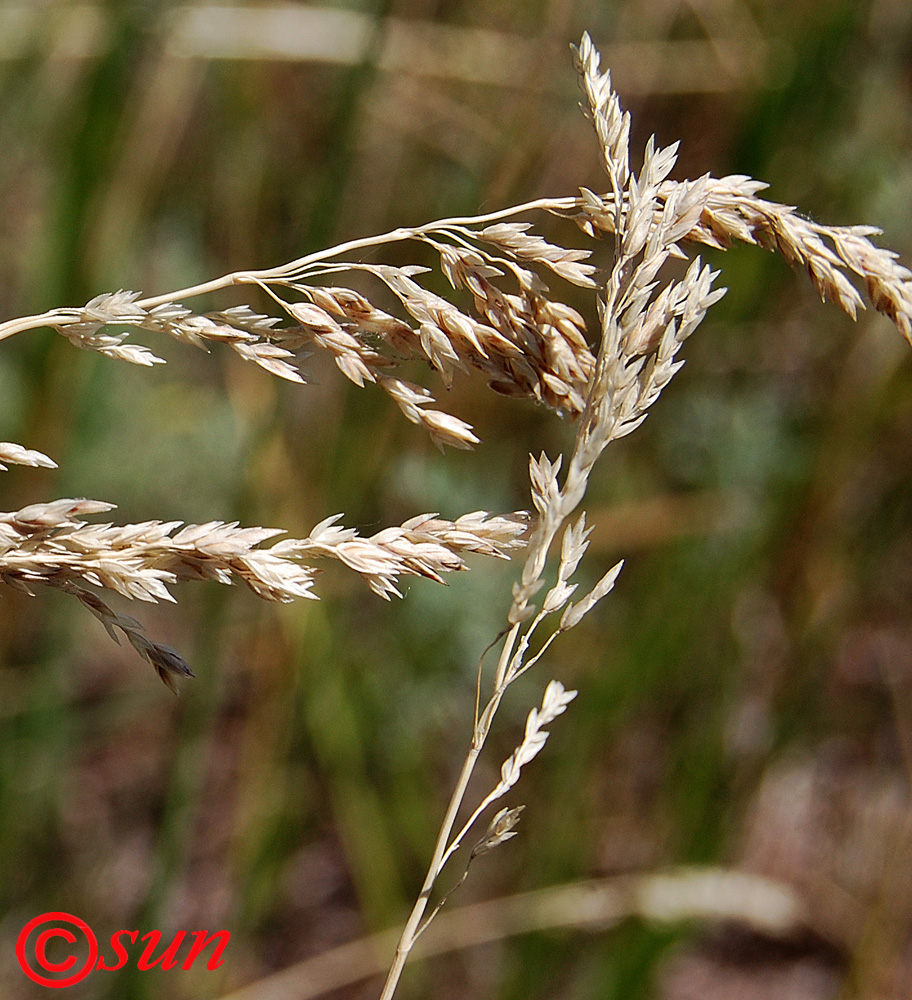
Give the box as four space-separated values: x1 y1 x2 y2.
0 1 911 998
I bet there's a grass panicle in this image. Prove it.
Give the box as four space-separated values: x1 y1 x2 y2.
0 30 909 1000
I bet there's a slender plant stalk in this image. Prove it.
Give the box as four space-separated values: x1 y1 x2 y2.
380 624 520 999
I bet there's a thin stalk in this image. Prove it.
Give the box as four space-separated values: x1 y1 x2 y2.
0 309 85 342
0 194 590 343
138 197 580 307
378 621 521 1000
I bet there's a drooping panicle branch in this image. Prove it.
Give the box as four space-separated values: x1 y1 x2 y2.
0 499 527 688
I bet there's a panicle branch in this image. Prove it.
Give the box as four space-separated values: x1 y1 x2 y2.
0 499 527 689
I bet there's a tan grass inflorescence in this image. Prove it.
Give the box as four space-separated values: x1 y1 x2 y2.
1 31 910 1000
